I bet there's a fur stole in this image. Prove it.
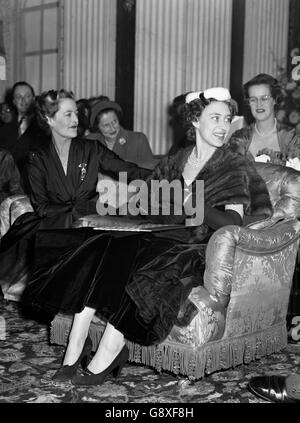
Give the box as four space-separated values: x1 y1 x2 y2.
227 127 253 156
148 143 273 217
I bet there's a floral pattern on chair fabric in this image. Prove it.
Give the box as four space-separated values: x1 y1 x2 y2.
224 241 299 338
163 219 300 352
164 285 226 348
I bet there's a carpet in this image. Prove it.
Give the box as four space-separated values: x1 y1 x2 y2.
0 298 300 404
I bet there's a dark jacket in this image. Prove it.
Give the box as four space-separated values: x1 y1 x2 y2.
24 136 152 228
0 115 42 174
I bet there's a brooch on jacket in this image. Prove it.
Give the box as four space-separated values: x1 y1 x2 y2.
78 163 87 181
119 137 126 145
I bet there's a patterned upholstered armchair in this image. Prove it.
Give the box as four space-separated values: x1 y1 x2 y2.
1 162 300 378
0 195 33 301
50 162 300 379
0 194 33 239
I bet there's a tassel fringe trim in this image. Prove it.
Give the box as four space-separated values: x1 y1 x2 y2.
50 316 287 380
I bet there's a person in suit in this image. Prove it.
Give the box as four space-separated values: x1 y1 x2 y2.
0 81 42 175
248 374 300 403
86 99 156 169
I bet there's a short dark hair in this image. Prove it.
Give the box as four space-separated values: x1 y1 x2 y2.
36 89 75 133
243 73 282 102
180 95 236 142
11 81 35 98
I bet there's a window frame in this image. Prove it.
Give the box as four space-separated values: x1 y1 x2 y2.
20 0 62 92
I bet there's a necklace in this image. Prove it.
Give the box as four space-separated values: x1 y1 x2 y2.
255 119 277 137
187 147 204 167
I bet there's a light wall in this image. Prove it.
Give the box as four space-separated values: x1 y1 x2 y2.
0 0 117 101
0 0 291 155
62 0 117 100
134 0 233 154
243 0 289 83
0 0 14 101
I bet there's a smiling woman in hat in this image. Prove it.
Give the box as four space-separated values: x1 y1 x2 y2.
87 99 155 169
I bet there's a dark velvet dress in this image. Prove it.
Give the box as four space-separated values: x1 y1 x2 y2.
21 143 273 346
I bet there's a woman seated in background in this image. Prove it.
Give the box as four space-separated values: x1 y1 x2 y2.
22 87 273 386
228 73 300 163
86 99 156 168
0 89 152 296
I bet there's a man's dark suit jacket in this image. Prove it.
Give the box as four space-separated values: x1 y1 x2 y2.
0 116 42 174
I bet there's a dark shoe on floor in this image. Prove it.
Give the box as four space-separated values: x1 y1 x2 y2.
248 375 300 403
71 344 129 386
52 336 93 382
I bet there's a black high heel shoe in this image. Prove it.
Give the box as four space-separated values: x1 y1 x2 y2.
71 344 129 386
52 335 93 382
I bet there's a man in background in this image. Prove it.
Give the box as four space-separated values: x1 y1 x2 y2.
0 81 41 174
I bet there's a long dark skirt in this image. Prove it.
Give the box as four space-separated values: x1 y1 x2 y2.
22 228 206 345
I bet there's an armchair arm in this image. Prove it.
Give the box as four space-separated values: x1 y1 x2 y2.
0 194 33 237
203 225 238 308
255 162 300 219
202 218 300 307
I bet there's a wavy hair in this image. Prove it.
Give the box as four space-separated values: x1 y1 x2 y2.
36 89 75 133
180 94 236 142
243 73 282 101
243 73 282 124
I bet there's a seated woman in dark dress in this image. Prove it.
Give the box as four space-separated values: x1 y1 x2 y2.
0 89 152 296
24 89 152 228
22 87 273 386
